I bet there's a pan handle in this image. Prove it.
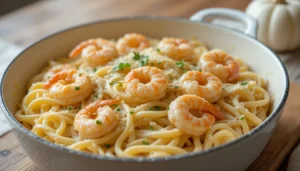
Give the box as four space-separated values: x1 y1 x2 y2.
190 8 257 38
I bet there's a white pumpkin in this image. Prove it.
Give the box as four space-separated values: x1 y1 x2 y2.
246 0 300 51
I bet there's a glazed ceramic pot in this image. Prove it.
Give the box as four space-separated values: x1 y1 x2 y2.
0 8 289 171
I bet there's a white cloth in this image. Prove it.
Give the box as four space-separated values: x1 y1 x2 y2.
0 39 21 136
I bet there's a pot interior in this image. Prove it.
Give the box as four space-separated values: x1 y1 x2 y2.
1 17 288 136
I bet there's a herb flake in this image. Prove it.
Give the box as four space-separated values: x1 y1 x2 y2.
176 61 184 68
75 86 80 90
96 120 102 125
104 144 111 149
149 126 154 131
142 140 150 145
139 57 149 66
113 63 131 71
240 81 248 86
133 52 141 60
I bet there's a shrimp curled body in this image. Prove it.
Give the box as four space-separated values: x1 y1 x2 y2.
123 66 168 103
74 99 119 139
44 64 76 80
198 49 239 82
44 70 93 106
180 71 222 103
158 37 193 61
116 33 150 55
168 95 223 136
69 38 118 67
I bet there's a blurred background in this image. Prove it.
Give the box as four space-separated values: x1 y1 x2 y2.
0 0 252 47
0 0 38 16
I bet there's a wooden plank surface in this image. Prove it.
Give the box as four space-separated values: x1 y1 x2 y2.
0 0 300 171
0 0 251 47
0 83 298 171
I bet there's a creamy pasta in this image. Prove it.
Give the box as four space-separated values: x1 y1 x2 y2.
16 33 270 158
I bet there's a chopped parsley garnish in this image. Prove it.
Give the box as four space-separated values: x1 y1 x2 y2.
111 104 118 108
176 61 184 68
96 120 102 125
132 52 149 66
104 144 111 149
157 61 162 65
239 115 245 120
139 57 149 66
167 106 170 110
94 94 98 98
129 111 134 114
156 48 161 53
116 108 121 111
148 107 154 111
109 81 116 85
133 52 141 60
93 68 97 72
75 86 80 90
194 68 202 72
78 73 82 76
175 85 179 89
142 140 150 145
154 106 162 111
240 81 248 86
48 76 51 79
113 63 131 71
148 106 162 111
149 126 154 131
67 106 72 111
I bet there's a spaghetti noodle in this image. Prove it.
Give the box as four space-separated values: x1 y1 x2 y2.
16 33 270 158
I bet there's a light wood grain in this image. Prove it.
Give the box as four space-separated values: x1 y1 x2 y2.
0 0 300 171
0 0 251 47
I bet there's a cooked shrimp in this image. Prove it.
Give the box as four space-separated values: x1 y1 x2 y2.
180 71 222 103
44 70 93 106
157 37 193 61
124 66 168 103
69 38 118 67
198 49 239 82
116 33 150 55
168 95 223 136
44 64 76 80
74 99 119 139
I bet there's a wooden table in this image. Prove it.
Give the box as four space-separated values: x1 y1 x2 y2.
0 0 251 47
0 0 299 170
